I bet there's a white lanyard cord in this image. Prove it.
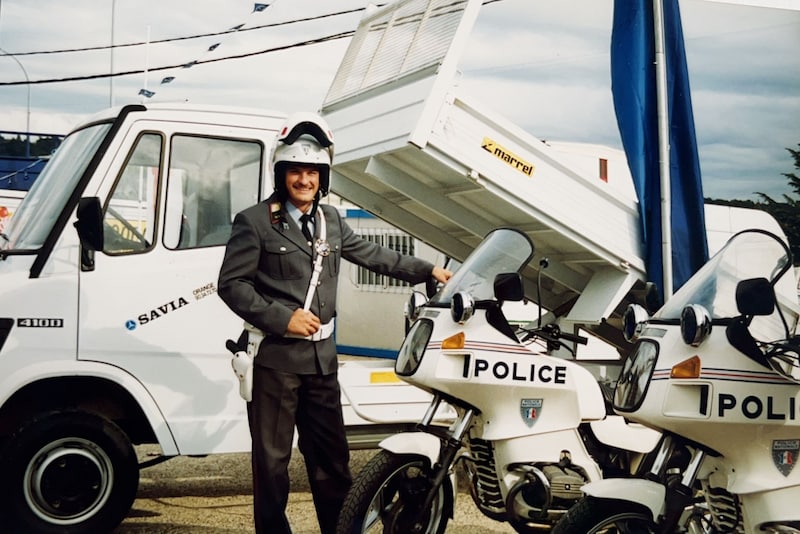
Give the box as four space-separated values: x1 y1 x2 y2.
303 208 326 311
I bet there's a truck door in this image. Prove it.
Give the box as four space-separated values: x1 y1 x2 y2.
78 125 264 455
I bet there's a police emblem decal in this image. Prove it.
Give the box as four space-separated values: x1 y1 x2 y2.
520 398 543 428
772 439 799 476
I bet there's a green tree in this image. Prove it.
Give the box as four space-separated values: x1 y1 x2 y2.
706 143 800 265
755 144 800 264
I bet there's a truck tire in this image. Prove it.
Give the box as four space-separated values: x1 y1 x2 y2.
336 449 452 534
551 496 656 534
0 409 139 534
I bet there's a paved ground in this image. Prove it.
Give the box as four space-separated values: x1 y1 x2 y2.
113 446 515 534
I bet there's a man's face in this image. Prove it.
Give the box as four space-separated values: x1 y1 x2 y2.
284 164 320 211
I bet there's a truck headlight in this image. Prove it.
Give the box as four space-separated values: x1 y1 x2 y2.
614 340 658 412
396 319 433 376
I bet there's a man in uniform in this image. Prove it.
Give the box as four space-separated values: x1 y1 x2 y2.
218 112 451 534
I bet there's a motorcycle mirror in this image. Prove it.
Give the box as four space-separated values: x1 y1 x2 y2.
493 272 524 302
736 277 775 316
425 277 439 298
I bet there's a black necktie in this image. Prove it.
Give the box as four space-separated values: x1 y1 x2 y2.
300 213 313 243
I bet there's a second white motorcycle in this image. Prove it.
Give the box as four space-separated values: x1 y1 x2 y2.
553 228 800 533
336 228 661 533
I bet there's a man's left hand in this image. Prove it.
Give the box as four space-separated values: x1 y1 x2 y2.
432 266 453 284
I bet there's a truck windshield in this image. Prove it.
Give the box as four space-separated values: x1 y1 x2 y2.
2 122 112 251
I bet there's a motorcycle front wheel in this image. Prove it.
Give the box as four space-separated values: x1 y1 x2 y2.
336 449 453 534
552 496 656 534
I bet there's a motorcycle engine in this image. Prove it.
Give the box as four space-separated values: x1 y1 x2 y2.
541 464 586 502
506 456 589 525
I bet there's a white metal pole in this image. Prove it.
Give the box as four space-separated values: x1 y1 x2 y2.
110 0 116 107
0 47 31 154
653 0 673 298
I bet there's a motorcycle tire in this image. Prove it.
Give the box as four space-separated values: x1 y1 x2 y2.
336 449 453 534
0 409 139 534
551 496 656 534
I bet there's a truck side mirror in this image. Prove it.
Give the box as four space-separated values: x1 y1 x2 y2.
736 277 775 316
74 197 104 254
494 272 524 302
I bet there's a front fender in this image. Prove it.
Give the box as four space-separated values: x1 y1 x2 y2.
0 359 178 455
582 478 665 521
378 431 458 512
379 431 441 466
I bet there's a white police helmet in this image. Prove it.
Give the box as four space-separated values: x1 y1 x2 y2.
271 112 334 198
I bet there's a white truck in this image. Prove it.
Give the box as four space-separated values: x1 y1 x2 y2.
0 1 788 533
0 104 441 534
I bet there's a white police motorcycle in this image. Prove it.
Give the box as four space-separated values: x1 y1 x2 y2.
336 227 661 534
553 228 800 533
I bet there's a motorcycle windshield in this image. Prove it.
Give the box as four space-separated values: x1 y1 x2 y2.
430 228 534 305
1 122 112 251
655 229 797 339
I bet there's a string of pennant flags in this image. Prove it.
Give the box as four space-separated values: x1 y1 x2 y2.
137 2 273 99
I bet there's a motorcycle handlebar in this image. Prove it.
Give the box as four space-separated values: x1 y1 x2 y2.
520 325 588 346
559 331 588 345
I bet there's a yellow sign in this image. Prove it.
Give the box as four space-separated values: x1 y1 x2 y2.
481 137 535 177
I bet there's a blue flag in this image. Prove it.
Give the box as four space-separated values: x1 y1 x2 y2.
611 0 707 300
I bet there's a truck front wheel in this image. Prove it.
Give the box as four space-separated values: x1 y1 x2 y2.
0 409 139 534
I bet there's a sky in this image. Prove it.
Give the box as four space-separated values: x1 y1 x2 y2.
0 0 798 201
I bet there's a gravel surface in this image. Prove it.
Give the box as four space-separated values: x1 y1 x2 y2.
112 446 516 534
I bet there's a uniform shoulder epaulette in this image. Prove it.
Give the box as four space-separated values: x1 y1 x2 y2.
269 202 282 224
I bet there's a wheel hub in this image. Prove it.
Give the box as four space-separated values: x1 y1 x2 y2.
25 438 113 523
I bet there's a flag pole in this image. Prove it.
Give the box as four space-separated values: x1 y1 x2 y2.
653 0 673 298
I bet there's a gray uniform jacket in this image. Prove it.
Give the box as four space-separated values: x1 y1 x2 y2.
218 194 435 375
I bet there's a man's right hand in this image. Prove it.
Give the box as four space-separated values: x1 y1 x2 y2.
286 308 321 337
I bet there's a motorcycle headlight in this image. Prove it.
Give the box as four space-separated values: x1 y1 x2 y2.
396 319 433 376
451 291 475 324
680 304 712 346
622 303 649 342
614 340 659 412
405 290 428 324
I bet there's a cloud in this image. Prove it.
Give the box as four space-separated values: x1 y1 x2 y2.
1 0 797 201
456 0 799 200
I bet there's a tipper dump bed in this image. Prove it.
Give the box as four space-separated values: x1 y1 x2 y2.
320 0 785 350
321 0 645 348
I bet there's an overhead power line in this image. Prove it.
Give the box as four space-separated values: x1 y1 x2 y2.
6 6 374 57
0 0 504 88
0 31 354 86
